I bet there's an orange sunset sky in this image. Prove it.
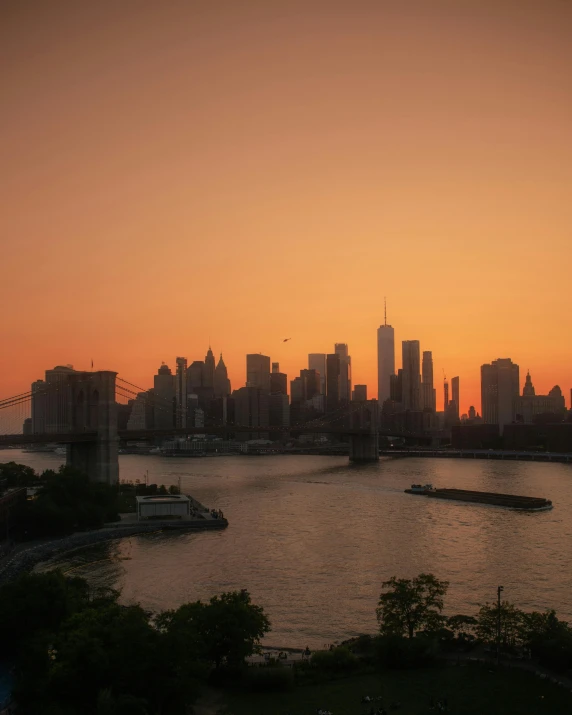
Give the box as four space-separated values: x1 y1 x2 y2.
1 0 571 415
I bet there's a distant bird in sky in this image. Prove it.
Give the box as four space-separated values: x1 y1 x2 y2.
283 337 291 342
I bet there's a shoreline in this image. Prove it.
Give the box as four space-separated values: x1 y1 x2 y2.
0 517 227 586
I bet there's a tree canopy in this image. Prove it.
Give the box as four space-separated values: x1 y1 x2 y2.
0 572 270 714
376 574 449 639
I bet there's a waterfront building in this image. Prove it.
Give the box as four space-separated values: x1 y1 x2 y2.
451 376 460 419
481 358 520 432
175 357 187 428
326 353 341 413
246 354 271 392
352 385 367 401
377 306 395 405
421 351 436 412
401 341 421 411
214 354 231 398
308 353 327 394
153 363 176 430
335 343 352 404
290 377 303 405
270 362 288 395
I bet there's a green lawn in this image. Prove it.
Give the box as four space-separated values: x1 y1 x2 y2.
224 664 572 715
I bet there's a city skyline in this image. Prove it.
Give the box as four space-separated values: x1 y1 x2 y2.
2 1 572 414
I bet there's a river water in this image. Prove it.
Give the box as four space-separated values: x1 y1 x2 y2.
2 450 572 648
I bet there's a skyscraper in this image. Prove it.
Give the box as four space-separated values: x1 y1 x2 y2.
377 301 395 405
187 361 204 391
481 358 520 431
451 376 460 419
153 363 176 429
203 347 216 389
421 351 436 411
175 357 187 427
352 385 367 401
214 354 231 398
334 343 351 403
270 362 287 395
234 386 269 439
308 353 327 394
326 353 341 413
246 354 271 392
401 341 421 410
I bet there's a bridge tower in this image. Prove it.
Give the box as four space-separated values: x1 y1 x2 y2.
349 399 379 462
67 371 119 484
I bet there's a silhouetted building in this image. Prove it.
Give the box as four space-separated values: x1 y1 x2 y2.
234 386 269 439
214 354 231 398
481 358 519 432
421 351 436 412
127 391 153 430
451 424 501 450
117 403 132 431
269 394 290 432
451 376 460 419
377 302 395 405
444 379 449 410
23 418 32 435
353 385 367 401
153 363 176 430
300 369 320 401
203 347 216 389
270 362 288 395
246 354 271 392
402 341 421 410
308 354 327 394
335 343 351 404
389 369 403 403
290 377 303 405
326 353 341 413
514 373 566 423
43 365 76 433
187 361 204 392
175 357 187 427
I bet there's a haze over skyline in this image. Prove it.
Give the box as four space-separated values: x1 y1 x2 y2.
2 0 571 412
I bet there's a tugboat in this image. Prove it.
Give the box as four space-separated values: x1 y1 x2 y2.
405 484 434 495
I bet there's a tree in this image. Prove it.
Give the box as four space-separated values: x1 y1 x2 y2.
475 601 524 649
160 589 270 669
0 461 36 488
447 614 478 641
376 573 449 639
0 571 90 660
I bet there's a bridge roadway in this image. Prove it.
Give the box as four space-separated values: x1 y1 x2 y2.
0 425 432 446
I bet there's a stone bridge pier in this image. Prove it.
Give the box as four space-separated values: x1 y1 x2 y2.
349 400 379 462
67 371 119 484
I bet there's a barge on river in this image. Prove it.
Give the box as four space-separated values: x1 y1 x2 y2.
404 486 552 511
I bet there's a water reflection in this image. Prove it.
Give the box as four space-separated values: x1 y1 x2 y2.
6 450 570 648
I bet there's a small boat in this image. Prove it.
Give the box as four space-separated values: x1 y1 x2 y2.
405 484 434 494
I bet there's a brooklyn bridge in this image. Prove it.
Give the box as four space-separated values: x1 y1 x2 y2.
0 370 433 483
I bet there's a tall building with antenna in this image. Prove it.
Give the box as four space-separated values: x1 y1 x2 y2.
377 298 395 405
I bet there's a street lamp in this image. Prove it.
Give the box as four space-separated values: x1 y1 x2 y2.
497 585 504 666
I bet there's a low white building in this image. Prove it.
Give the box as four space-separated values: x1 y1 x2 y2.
136 494 190 520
